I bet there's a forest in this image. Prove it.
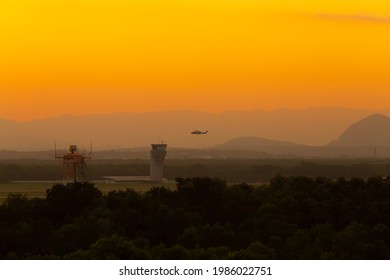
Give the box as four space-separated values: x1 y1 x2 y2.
1 158 390 183
0 175 389 259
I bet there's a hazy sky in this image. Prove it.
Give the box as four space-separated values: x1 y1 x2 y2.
1 0 390 121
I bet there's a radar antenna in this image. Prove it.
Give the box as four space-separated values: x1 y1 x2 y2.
55 143 92 183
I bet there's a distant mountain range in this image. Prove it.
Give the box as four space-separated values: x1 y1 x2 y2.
212 136 305 150
1 108 390 158
216 114 390 149
328 114 390 147
208 114 390 158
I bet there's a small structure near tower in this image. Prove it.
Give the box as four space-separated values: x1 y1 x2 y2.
103 142 168 183
150 143 167 182
55 144 92 183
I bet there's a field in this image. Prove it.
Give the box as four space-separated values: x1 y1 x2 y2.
0 181 176 203
1 158 390 203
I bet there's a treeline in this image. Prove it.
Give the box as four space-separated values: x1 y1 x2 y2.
1 159 390 182
0 176 389 259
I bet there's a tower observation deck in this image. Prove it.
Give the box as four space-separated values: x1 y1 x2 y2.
150 144 167 182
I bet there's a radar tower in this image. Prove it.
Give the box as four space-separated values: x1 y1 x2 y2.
55 144 92 183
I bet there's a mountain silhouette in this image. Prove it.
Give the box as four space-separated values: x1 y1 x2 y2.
1 108 390 152
212 136 305 150
328 114 390 146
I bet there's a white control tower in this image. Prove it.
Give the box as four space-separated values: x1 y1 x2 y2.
150 143 167 182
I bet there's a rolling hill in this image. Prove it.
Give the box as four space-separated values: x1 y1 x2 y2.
0 107 388 151
212 136 305 150
1 110 390 158
328 114 390 147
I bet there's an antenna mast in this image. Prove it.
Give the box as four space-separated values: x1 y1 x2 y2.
55 144 92 183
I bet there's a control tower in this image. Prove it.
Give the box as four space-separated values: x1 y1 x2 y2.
150 143 167 182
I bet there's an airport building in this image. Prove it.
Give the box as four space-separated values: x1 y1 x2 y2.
103 143 168 183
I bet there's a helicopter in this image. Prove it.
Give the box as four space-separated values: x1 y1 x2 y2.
191 130 208 135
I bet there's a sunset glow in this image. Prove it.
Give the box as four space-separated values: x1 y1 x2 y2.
1 0 390 121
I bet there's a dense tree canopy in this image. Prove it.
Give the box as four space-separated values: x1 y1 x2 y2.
1 159 390 183
0 176 389 259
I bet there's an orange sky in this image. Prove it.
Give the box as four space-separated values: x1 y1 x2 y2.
1 0 390 121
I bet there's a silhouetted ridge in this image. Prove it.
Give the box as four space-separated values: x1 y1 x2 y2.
328 114 390 146
212 136 305 150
